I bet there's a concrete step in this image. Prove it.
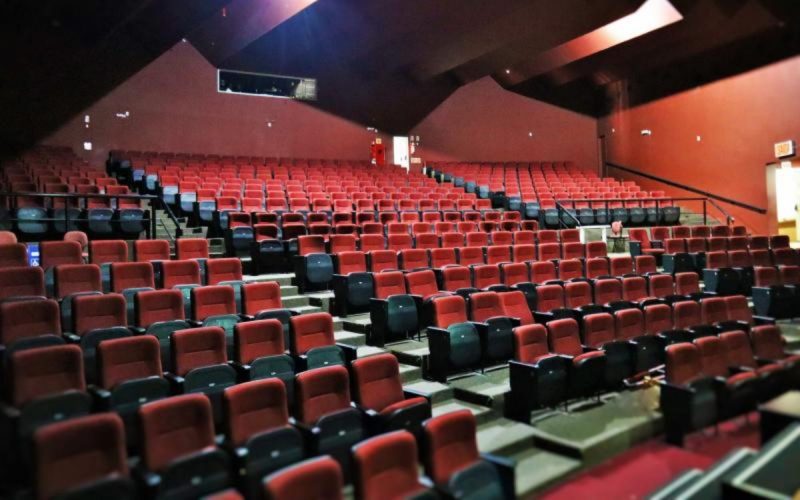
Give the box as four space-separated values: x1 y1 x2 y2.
477 417 539 456
290 305 322 315
355 345 386 359
279 285 298 297
281 295 311 308
398 363 422 384
334 330 366 347
509 447 582 498
385 339 429 367
342 313 371 334
242 274 294 286
403 380 453 404
432 399 494 426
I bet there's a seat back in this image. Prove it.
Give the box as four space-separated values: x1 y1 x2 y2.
97 335 162 390
54 264 102 298
40 241 83 268
351 353 405 412
263 456 343 500
134 240 171 262
9 344 85 407
719 331 756 369
295 365 350 425
0 298 61 347
673 300 701 329
176 238 209 260
665 343 702 385
139 393 216 472
223 378 289 447
614 308 644 340
135 289 185 327
161 260 201 289
583 313 615 347
234 319 285 364
289 312 334 355
191 285 236 320
89 240 128 265
644 303 672 334
353 431 421 500
0 243 28 268
171 326 227 376
546 318 582 357
513 324 550 362
432 295 468 328
405 270 440 299
422 410 479 485
0 266 45 300
73 293 127 335
441 266 472 292
33 413 128 500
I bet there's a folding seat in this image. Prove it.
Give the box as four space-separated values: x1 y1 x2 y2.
529 260 558 285
706 237 728 253
585 257 610 280
0 243 27 269
289 312 353 370
472 263 504 290
694 336 759 419
546 318 606 398
557 259 583 281
702 250 742 296
398 248 429 271
434 222 454 235
509 244 535 264
387 233 413 251
70 293 132 382
134 239 170 262
537 230 558 244
781 265 800 285
32 413 133 500
662 238 695 274
609 256 634 276
176 238 209 260
223 378 305 498
727 236 748 251
719 330 787 400
457 221 478 233
513 231 535 246
160 259 201 316
560 242 584 260
467 291 517 365
749 235 769 250
593 278 625 309
427 296 482 381
646 273 675 303
15 206 49 237
387 222 409 235
659 343 719 445
137 394 231 498
352 431 433 500
773 247 799 267
585 241 608 258
53 263 102 327
351 354 431 436
263 456 343 500
643 303 676 338
0 265 46 303
498 290 534 325
359 233 385 253
294 235 334 293
0 298 62 357
190 285 241 351
420 410 512 498
456 246 485 266
294 365 366 479
580 312 636 385
620 275 656 306
500 262 529 287
367 249 398 273
486 245 512 265
282 222 308 241
634 255 658 275
671 272 701 302
443 211 462 223
629 228 665 263
770 235 790 249
465 232 489 247
40 240 83 271
491 231 513 246
170 326 237 424
440 266 477 296
95 335 169 441
412 232 437 250
749 325 800 382
508 323 569 413
2 344 91 451
538 242 561 261
430 247 457 269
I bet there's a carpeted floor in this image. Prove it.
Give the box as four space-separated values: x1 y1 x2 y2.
536 415 760 500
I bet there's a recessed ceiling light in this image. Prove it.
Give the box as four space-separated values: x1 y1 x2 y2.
505 69 511 74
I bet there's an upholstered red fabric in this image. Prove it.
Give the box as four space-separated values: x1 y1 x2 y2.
223 378 289 447
98 335 162 390
73 293 127 335
720 331 758 369
135 289 185 327
134 239 171 262
536 284 565 312
368 250 398 273
139 393 216 472
675 272 700 295
234 319 285 364
110 262 154 292
40 240 83 268
34 413 128 500
547 319 583 357
353 431 425 500
295 365 351 426
399 249 429 271
673 301 701 329
530 261 557 284
176 238 209 260
405 270 442 299
441 266 472 291
422 410 480 485
351 353 411 413
724 296 753 325
498 291 533 325
263 456 343 500
694 336 729 378
594 278 622 305
0 243 27 269
512 244 536 263
558 259 583 281
644 304 672 335
161 259 201 289
0 298 60 345
241 281 283 315
205 258 243 285
89 240 128 265
614 308 644 340
0 266 45 300
486 245 511 265
54 264 101 298
583 313 616 347
472 264 501 289
432 295 468 328
700 297 728 324
665 343 703 385
457 246 484 266
648 274 674 298
191 285 236 320
564 281 592 309
513 324 552 363
500 263 529 286
171 326 227 376
289 312 334 355
10 344 85 407
469 292 503 323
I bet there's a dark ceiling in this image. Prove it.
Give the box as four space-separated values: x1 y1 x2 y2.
3 0 800 154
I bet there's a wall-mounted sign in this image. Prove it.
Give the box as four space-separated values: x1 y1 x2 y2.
774 140 795 159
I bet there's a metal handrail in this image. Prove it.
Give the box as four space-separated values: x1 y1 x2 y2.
157 199 183 241
1 190 160 239
554 201 582 228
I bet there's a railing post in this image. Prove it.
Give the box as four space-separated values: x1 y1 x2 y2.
703 200 707 225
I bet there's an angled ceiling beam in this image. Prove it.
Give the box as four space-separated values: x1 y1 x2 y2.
189 0 317 66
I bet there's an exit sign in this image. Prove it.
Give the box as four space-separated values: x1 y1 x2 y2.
774 140 795 159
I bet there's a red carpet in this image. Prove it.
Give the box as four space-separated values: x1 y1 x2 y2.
537 415 760 500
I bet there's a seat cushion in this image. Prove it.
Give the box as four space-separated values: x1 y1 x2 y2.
573 350 604 365
380 396 428 416
727 371 757 387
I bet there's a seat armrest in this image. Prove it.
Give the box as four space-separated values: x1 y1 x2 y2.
63 333 81 343
164 372 185 392
88 386 112 411
130 327 145 335
481 453 517 500
403 388 433 403
231 362 252 381
336 342 358 364
753 315 776 325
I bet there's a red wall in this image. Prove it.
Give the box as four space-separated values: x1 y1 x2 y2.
601 55 800 235
44 41 389 164
411 77 599 170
